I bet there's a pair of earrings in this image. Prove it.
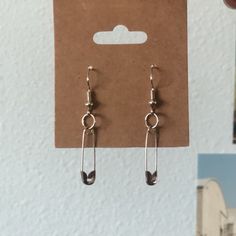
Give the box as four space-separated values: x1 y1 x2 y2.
81 65 160 186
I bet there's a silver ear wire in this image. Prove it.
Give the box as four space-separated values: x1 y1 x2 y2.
86 66 93 90
81 66 96 185
144 64 159 186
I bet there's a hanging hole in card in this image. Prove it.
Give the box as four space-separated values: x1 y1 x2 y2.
93 25 148 45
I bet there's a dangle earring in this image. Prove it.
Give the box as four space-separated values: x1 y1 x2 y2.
144 65 160 186
81 66 96 185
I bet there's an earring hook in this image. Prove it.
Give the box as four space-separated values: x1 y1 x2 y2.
149 64 159 112
86 66 94 90
150 64 159 90
85 66 95 112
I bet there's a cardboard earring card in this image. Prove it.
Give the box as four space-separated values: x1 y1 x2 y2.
54 0 189 148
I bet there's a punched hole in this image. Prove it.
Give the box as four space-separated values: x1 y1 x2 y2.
93 25 148 45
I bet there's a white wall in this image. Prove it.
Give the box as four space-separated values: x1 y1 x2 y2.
0 1 235 236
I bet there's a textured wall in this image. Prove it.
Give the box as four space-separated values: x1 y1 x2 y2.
0 1 235 236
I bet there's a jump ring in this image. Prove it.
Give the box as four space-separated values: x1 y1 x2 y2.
145 112 159 129
81 113 96 130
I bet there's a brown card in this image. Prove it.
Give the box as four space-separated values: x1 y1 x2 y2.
54 0 189 148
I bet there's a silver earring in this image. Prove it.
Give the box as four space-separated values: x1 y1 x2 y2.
144 65 159 186
81 66 96 185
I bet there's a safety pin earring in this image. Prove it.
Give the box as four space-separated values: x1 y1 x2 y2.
81 66 96 185
144 64 159 186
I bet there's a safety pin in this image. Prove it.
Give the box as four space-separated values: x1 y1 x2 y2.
145 128 158 186
81 127 96 185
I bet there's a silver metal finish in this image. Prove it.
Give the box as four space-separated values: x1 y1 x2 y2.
81 66 96 185
81 129 96 185
145 112 159 129
145 128 158 186
149 64 158 91
81 113 96 130
144 64 159 186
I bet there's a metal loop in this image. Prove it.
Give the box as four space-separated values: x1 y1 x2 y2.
81 113 96 130
81 129 96 185
145 128 158 185
145 112 159 129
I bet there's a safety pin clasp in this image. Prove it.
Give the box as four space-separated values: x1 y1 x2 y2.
145 170 157 186
81 170 96 186
80 170 96 185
